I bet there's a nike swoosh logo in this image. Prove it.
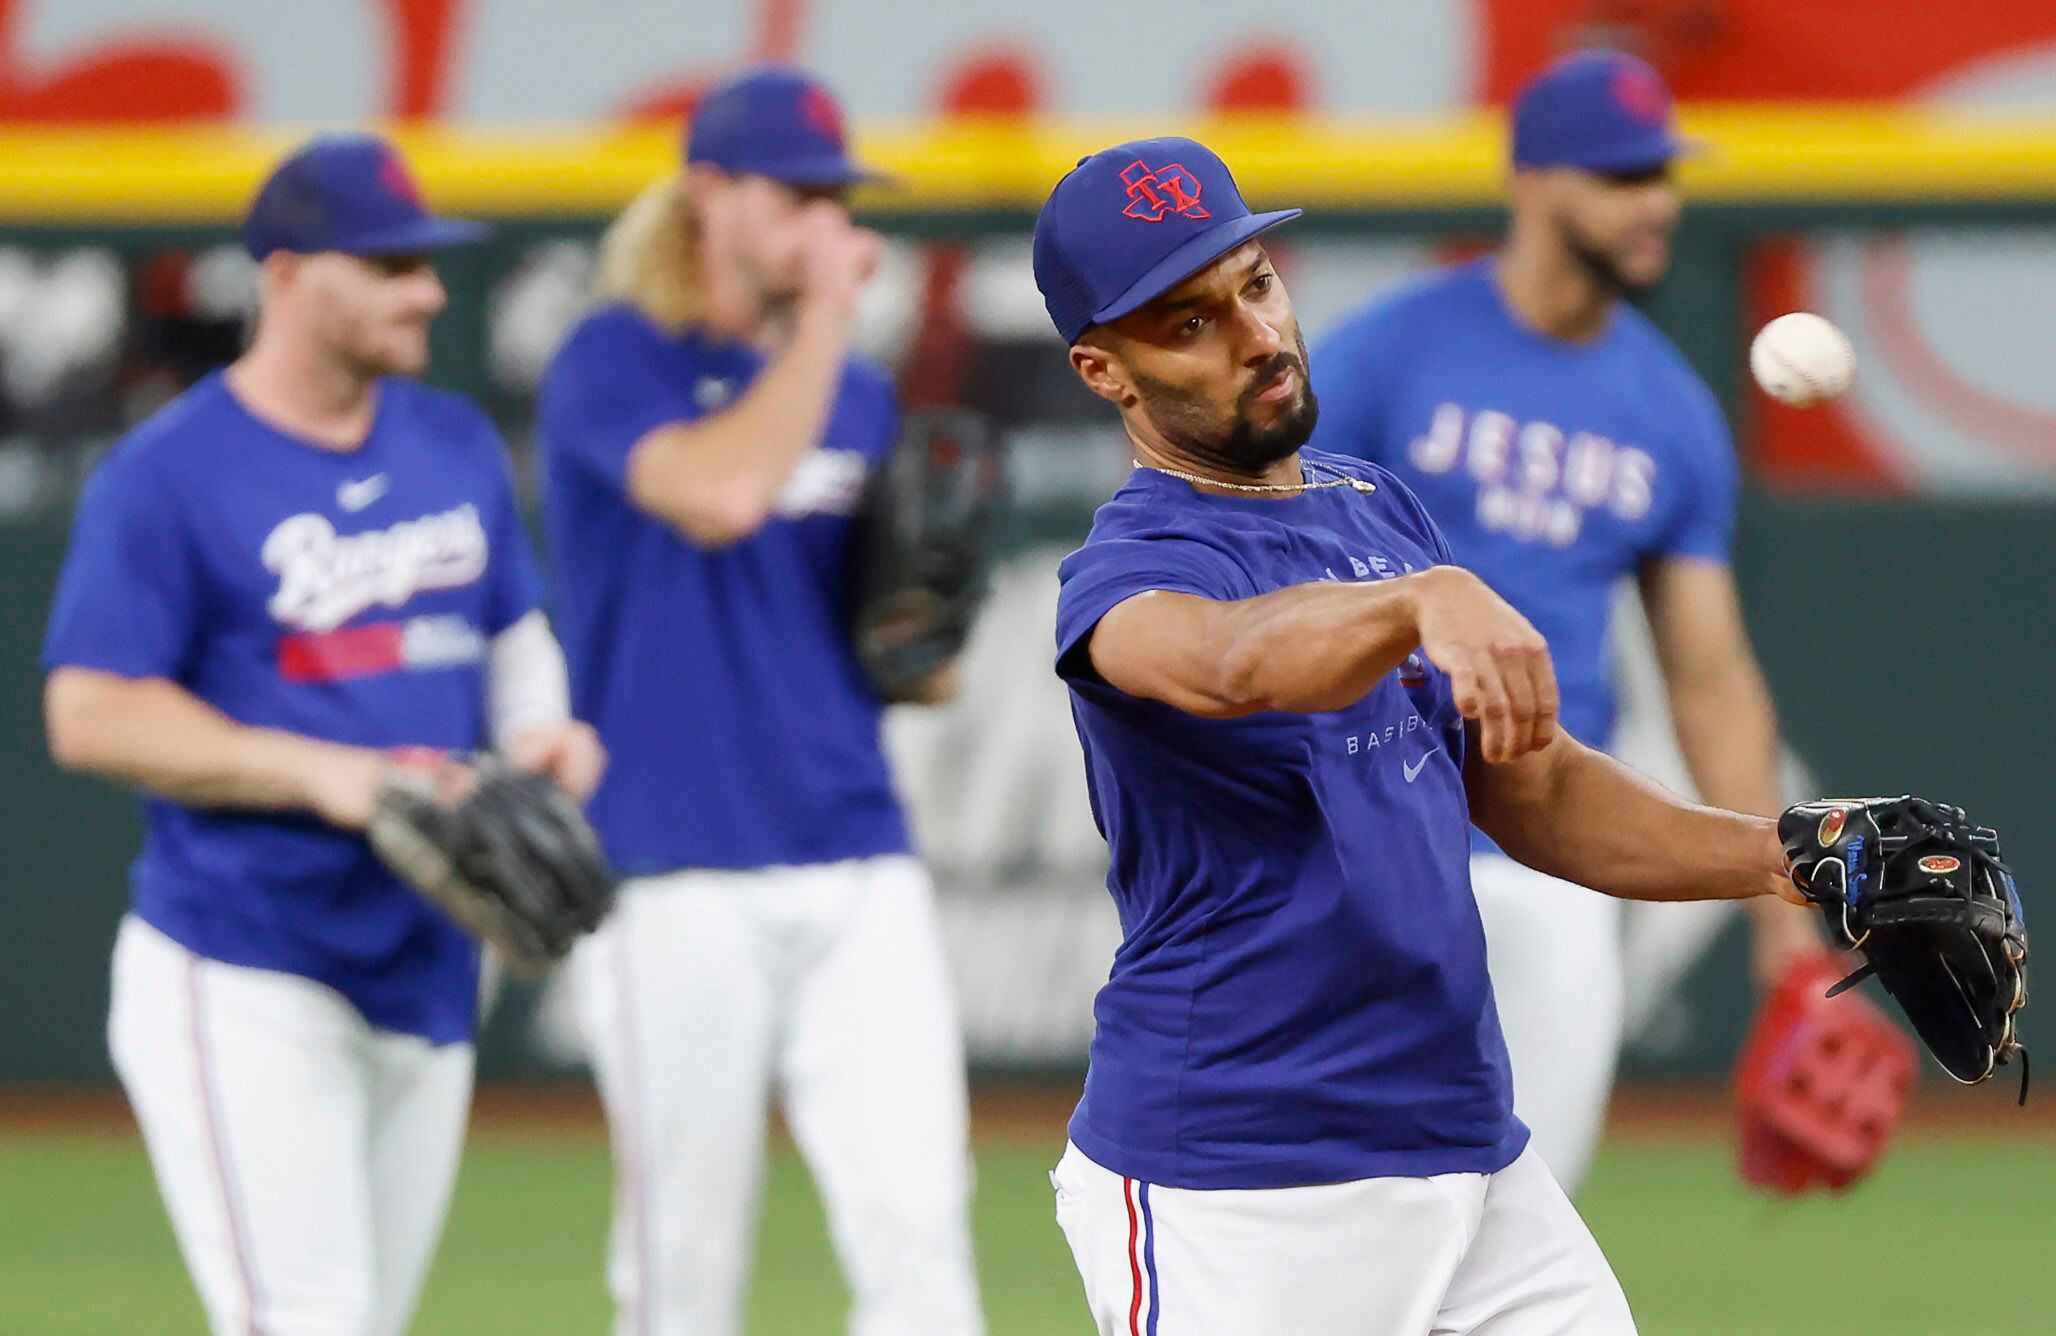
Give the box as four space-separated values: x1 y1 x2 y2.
1402 753 1432 783
336 474 389 512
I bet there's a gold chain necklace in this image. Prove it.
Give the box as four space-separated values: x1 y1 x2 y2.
1132 458 1377 495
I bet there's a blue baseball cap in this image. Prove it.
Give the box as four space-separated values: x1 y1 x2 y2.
1033 137 1300 344
1511 50 1694 174
686 65 884 189
241 132 486 261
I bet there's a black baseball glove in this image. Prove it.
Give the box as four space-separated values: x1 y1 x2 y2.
848 404 1007 704
368 752 617 979
1780 795 2028 1101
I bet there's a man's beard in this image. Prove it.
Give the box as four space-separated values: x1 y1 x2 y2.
332 321 427 379
1562 213 1660 299
1132 335 1321 476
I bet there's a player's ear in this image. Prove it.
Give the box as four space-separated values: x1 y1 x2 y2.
255 250 300 300
683 162 732 196
681 163 737 230
1070 335 1135 407
1504 167 1538 211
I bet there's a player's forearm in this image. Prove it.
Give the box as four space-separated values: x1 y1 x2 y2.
1666 665 1821 954
1471 730 1788 902
1201 576 1425 715
44 668 381 823
1669 661 1783 818
625 301 855 545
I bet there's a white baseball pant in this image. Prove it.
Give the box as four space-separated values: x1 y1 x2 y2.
1471 853 1626 1197
571 854 983 1336
1052 1139 1633 1335
108 915 474 1336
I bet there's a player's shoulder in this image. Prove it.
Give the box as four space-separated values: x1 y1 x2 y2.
379 375 491 427
1068 473 1224 570
565 298 654 341
1608 306 1731 444
378 378 503 456
1375 258 1495 317
838 352 896 405
551 299 677 372
1060 479 1251 604
1611 305 1713 395
1320 259 1494 349
1302 448 1447 549
93 372 240 481
1075 477 1163 549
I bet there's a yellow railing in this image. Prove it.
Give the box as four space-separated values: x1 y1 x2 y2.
0 106 2052 223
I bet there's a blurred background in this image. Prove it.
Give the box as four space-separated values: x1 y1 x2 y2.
1 1 2053 1332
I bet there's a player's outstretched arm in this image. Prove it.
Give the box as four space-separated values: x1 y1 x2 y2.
1467 728 1805 905
1088 565 1557 761
1640 560 1783 818
623 207 879 547
45 667 386 829
1641 557 1819 980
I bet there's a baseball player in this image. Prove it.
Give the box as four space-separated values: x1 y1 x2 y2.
536 66 983 1336
1308 50 1819 1193
40 134 603 1335
1032 135 1817 1334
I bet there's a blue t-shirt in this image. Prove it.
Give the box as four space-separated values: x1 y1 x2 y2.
1055 449 1525 1190
537 303 911 873
1310 257 1738 755
41 373 543 1044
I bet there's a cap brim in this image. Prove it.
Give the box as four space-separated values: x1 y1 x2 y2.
1548 132 1705 175
1089 208 1302 330
757 155 895 190
341 216 490 256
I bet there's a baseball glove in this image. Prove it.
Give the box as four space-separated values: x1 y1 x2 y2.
368 751 617 979
848 404 1007 703
1780 795 2029 1102
1734 952 1917 1194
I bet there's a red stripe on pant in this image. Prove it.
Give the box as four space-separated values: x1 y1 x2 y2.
1124 1176 1145 1336
185 955 263 1336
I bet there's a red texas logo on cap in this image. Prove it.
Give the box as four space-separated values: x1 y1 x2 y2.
799 85 845 141
1611 67 1670 124
1919 854 1963 875
1121 160 1211 223
378 151 423 207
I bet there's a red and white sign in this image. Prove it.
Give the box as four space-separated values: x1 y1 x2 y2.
10 1 2054 495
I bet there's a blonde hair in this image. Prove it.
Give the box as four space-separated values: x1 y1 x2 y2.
593 173 704 330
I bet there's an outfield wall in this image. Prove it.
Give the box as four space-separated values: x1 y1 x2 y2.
5 496 2050 1083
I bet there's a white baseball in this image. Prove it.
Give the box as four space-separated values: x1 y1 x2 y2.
1749 312 1855 408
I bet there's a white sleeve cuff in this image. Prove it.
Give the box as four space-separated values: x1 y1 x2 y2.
486 609 572 748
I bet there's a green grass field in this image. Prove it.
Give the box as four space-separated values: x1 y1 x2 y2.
3 1125 2051 1334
